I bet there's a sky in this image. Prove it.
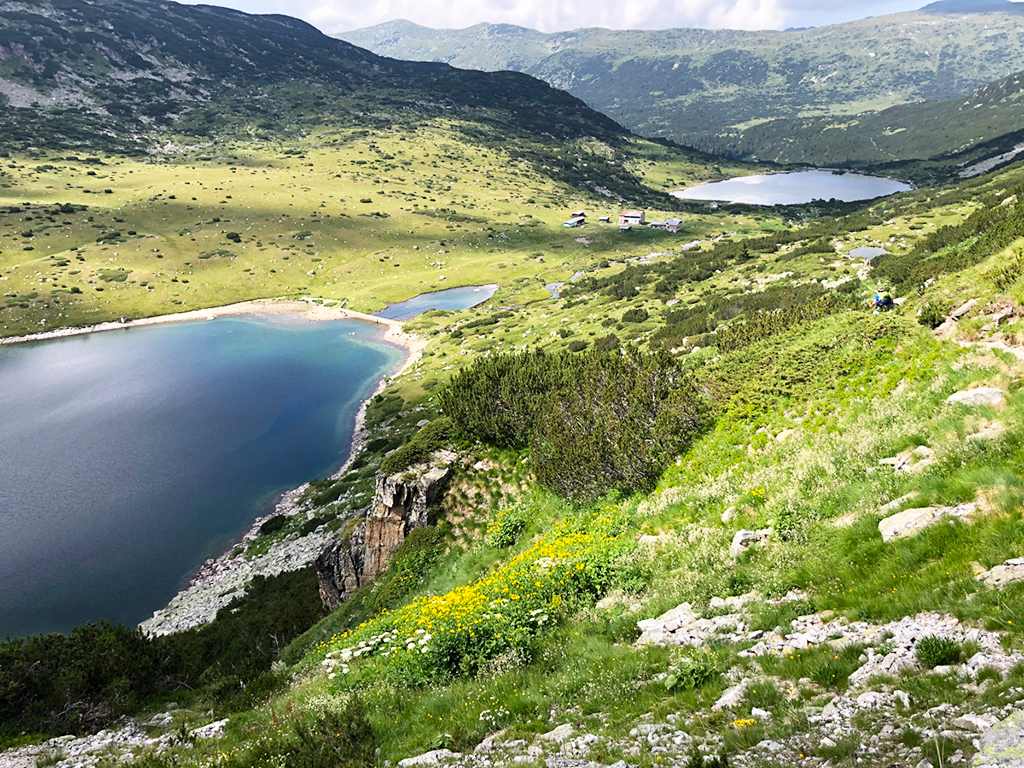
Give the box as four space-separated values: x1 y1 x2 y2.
177 0 943 34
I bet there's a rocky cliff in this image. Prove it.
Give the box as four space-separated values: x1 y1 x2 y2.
316 456 452 610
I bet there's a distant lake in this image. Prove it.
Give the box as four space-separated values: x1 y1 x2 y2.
375 284 498 320
849 246 889 260
0 317 403 638
673 171 912 206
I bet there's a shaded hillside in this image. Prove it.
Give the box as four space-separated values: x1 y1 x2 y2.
0 0 622 144
341 4 1024 150
0 0 711 203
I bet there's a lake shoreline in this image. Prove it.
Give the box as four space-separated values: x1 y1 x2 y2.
126 299 432 636
0 297 432 638
0 297 429 366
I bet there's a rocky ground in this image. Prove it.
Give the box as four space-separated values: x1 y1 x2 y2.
139 485 334 636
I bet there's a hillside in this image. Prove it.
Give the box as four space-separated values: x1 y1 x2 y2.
6 136 1024 767
341 4 1024 154
0 0 761 338
692 67 1024 176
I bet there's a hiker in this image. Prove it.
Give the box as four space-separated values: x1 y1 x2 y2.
872 290 894 312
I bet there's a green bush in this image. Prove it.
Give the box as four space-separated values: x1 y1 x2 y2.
915 636 962 668
380 418 455 476
665 650 718 692
622 307 649 323
485 506 528 548
918 302 948 329
567 340 588 352
442 348 708 503
259 515 288 536
593 333 620 352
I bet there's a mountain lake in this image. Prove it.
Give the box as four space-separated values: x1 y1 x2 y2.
673 170 912 205
0 314 406 638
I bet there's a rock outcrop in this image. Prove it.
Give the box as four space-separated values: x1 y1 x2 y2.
316 455 452 609
363 462 451 581
315 512 367 610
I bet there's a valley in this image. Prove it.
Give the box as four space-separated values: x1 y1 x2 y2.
5 1 1024 768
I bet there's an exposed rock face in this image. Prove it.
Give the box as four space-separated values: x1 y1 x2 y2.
363 463 451 581
315 514 367 610
315 457 452 609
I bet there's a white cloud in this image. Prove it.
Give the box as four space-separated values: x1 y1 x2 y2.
177 0 935 34
291 0 788 32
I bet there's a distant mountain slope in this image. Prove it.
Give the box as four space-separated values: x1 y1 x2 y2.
691 67 1024 174
341 4 1024 148
0 0 621 149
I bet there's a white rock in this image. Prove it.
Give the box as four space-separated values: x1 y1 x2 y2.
947 387 1005 408
398 749 461 767
730 529 770 559
712 680 748 712
540 724 575 743
951 713 998 733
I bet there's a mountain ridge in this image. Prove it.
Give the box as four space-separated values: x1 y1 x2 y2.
341 7 1024 154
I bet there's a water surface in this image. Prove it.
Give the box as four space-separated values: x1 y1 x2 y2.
0 317 402 638
375 284 498 320
673 171 911 206
849 246 889 260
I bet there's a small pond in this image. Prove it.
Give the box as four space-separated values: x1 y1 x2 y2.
848 246 889 260
374 284 498 320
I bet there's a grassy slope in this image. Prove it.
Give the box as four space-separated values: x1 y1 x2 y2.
92 152 1024 767
0 131 750 337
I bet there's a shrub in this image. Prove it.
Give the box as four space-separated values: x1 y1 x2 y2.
622 308 649 323
380 418 455 476
918 302 948 329
567 340 588 352
593 333 620 352
485 506 528 548
442 348 709 503
665 650 718 692
259 515 289 536
915 636 962 668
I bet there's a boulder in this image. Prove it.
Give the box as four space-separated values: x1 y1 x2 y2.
977 558 1024 589
712 680 748 712
948 387 1006 408
879 446 936 474
971 709 1024 767
950 299 979 319
730 529 770 559
878 502 977 542
953 714 998 733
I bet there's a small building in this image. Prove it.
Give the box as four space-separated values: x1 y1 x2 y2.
598 215 610 223
571 210 586 219
649 220 668 230
619 210 645 226
619 225 632 233
562 217 585 228
665 219 683 233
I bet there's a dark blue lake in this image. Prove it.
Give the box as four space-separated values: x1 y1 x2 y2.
0 316 403 638
375 284 498 320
